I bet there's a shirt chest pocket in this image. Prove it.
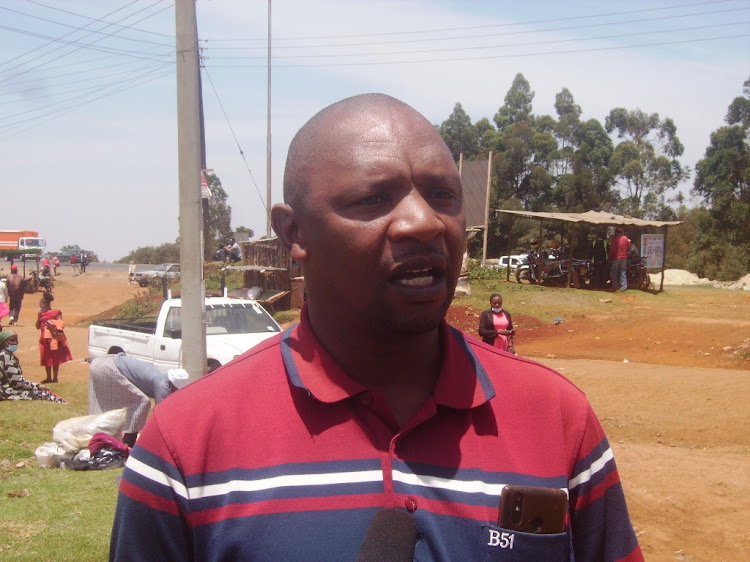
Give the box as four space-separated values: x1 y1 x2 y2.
479 525 570 561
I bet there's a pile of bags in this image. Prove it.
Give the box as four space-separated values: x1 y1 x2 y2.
35 408 130 470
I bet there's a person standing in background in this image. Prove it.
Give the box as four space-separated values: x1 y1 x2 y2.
36 293 71 384
52 255 60 276
590 231 609 290
0 277 8 329
477 293 515 352
128 261 136 284
608 227 631 292
6 264 24 326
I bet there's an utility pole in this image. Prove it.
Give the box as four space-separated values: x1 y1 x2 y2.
266 0 272 238
175 0 207 382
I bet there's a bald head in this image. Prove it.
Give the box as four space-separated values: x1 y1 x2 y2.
283 94 445 211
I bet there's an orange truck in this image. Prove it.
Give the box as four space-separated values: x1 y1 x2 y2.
0 230 46 258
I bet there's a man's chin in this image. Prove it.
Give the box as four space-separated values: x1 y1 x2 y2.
384 300 452 335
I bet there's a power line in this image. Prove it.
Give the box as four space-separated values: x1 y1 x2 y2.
202 65 267 212
202 20 750 61
201 0 739 42
201 5 749 51
0 0 173 80
0 66 174 141
24 0 175 38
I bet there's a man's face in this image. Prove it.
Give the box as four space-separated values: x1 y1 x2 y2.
297 104 465 336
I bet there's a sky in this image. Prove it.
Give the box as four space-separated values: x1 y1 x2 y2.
2 0 749 262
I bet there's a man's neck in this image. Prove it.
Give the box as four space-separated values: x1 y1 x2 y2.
309 314 443 426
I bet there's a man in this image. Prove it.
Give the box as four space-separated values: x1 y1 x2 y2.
6 265 24 326
589 231 609 290
110 94 642 560
88 353 189 447
609 227 631 292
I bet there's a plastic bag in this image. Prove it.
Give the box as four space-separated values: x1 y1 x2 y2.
52 408 127 453
35 442 74 469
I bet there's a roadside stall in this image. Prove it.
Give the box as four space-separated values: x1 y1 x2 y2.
495 210 682 292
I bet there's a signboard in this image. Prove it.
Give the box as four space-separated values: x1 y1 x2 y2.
641 234 664 269
201 173 212 199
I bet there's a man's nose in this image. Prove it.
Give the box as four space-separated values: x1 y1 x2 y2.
389 189 445 241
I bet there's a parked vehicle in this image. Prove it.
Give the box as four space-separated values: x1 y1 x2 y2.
627 257 651 291
133 263 181 287
495 254 525 271
57 247 82 264
23 270 40 293
39 268 55 292
515 250 570 286
0 230 46 259
88 295 281 372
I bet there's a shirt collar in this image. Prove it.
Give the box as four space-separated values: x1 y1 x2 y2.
280 305 495 409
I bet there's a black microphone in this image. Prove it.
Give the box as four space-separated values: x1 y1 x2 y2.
356 508 417 562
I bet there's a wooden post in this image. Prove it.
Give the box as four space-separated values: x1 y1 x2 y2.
481 151 493 266
660 226 668 293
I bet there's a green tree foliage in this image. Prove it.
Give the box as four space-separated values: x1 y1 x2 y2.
725 77 750 129
206 173 232 250
605 108 689 217
438 103 480 162
234 226 255 238
120 240 180 264
690 77 750 279
493 73 534 131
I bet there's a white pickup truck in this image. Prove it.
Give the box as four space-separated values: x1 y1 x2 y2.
88 295 282 372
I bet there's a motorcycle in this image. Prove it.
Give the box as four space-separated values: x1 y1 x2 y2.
515 250 570 286
626 257 651 291
23 270 40 294
40 271 55 292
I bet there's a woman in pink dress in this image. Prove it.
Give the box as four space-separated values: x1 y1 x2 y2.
477 293 515 352
35 293 72 383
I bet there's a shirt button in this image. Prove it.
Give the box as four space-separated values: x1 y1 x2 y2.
405 497 418 512
359 392 372 406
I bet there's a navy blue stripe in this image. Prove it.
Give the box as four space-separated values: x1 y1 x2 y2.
572 481 640 559
448 326 496 401
191 508 378 560
570 436 613 492
184 457 383 488
280 325 306 391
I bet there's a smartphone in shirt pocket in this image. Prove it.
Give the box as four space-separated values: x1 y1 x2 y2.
498 485 567 534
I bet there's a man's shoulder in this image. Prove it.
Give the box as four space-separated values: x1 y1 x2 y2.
154 333 285 410
458 330 586 400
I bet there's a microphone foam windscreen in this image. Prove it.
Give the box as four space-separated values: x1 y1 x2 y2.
356 508 417 562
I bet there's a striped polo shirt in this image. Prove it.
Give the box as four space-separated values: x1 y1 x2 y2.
110 308 642 561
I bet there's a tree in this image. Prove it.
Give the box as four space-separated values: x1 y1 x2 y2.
605 108 689 216
690 78 750 279
206 173 232 250
726 77 750 129
493 73 534 132
234 226 255 239
438 103 480 161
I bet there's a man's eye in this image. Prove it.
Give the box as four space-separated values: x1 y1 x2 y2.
430 189 458 200
356 193 389 206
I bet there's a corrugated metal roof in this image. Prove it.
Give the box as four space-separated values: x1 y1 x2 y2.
496 209 681 228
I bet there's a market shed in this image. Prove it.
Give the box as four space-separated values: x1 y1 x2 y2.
495 210 682 292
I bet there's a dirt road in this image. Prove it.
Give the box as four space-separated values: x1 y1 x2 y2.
5 265 749 560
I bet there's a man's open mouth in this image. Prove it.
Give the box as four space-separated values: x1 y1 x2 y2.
395 268 439 287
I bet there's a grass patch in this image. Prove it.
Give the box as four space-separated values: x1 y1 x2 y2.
0 382 115 561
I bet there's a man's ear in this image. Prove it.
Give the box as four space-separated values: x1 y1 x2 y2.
271 203 308 261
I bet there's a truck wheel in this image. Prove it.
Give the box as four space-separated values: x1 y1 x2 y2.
207 359 221 373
